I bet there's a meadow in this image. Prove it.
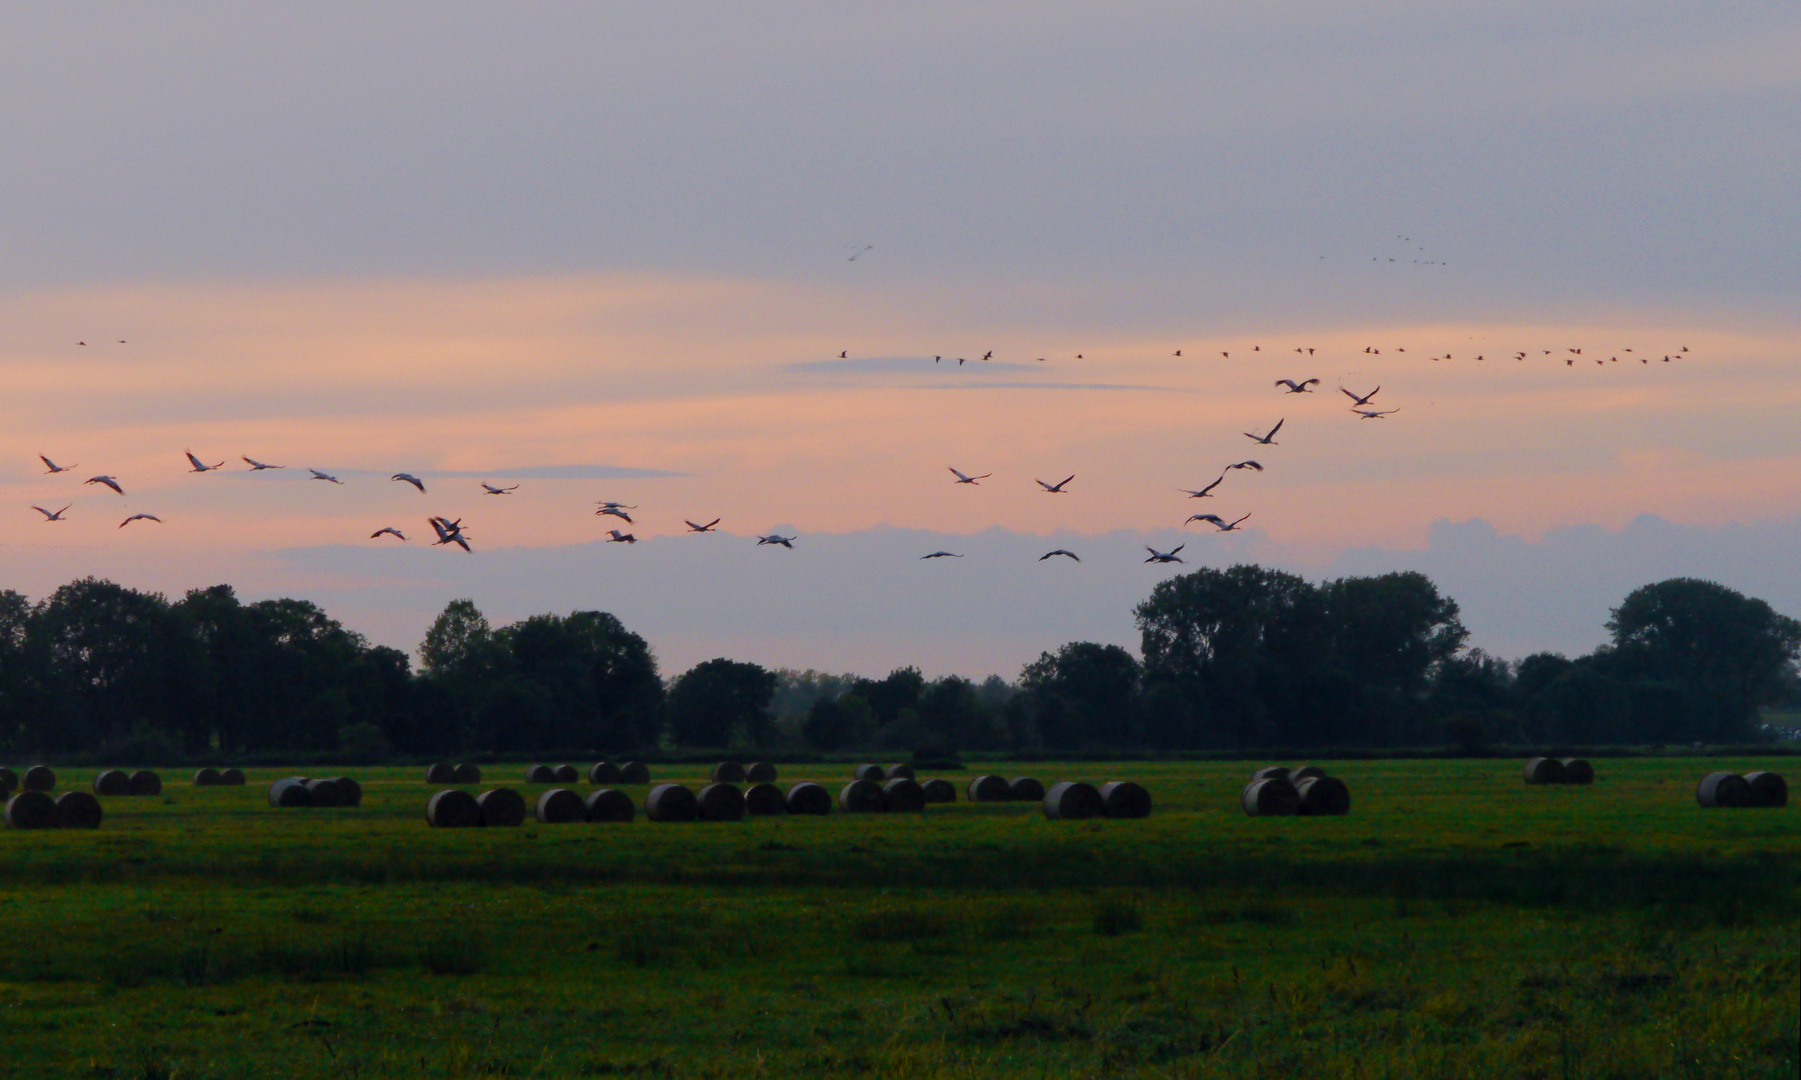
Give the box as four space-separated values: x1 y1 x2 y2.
0 758 1795 1079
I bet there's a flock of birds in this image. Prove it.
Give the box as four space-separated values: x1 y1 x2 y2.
28 335 1700 566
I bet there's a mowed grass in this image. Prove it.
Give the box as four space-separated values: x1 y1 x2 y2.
0 759 1794 1078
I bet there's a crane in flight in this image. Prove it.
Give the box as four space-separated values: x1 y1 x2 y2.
309 469 343 484
32 505 70 521
920 551 963 559
1039 549 1080 562
1144 545 1186 564
684 518 721 532
480 483 517 495
757 534 795 548
370 527 407 541
429 516 470 551
1353 407 1400 419
596 505 634 524
1340 386 1380 407
86 475 125 494
1226 460 1263 472
1036 475 1075 493
604 530 638 544
119 513 162 528
948 467 991 485
1187 512 1252 532
39 455 77 474
1274 378 1320 394
185 451 224 473
243 457 284 470
1181 476 1224 499
392 473 427 493
1243 419 1284 445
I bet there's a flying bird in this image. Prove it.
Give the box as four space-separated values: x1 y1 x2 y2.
1274 378 1320 394
948 467 991 484
1188 512 1252 532
1353 407 1400 419
480 483 517 495
428 516 471 551
370 527 407 541
32 505 70 521
597 501 637 510
1226 460 1264 472
1144 545 1186 564
1243 419 1284 445
86 475 125 494
119 514 162 528
839 350 848 359
684 518 721 532
604 530 638 544
757 534 795 548
1340 386 1380 407
1036 475 1074 493
982 351 993 362
596 506 634 523
1039 549 1080 562
392 473 427 493
920 551 963 559
39 455 77 474
242 456 284 470
1181 476 1225 499
308 469 343 484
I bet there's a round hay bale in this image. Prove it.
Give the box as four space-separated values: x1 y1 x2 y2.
92 769 131 796
553 764 580 783
23 765 56 791
838 779 885 813
219 767 246 786
920 778 958 803
645 783 699 823
128 770 162 797
303 778 343 807
525 764 557 784
1098 781 1152 819
1695 771 1753 808
1250 766 1291 783
325 776 362 806
425 788 480 827
1559 758 1595 786
853 763 884 782
0 767 17 789
697 783 747 822
784 781 833 815
744 782 786 816
1043 780 1105 820
267 777 313 808
746 761 778 783
618 761 650 784
1291 765 1327 782
5 790 57 829
1241 778 1300 816
967 774 1010 802
425 763 455 784
585 787 636 822
475 788 526 827
1743 771 1788 808
534 788 586 824
451 763 482 784
882 777 926 813
1007 777 1045 802
1523 757 1566 785
54 790 104 829
588 761 622 785
710 761 747 783
884 763 916 781
1296 775 1351 816
193 767 221 786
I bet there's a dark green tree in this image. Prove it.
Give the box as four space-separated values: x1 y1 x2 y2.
667 658 777 749
1018 642 1142 750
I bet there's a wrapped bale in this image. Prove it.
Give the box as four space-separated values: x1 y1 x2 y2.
710 761 747 783
785 781 833 815
1743 771 1788 808
839 779 885 813
1250 766 1292 783
425 763 455 784
325 776 362 807
1560 759 1595 785
534 788 586 824
553 764 580 783
1523 757 1566 785
1291 765 1327 782
920 778 958 803
1043 780 1105 820
646 783 699 823
55 791 104 829
93 769 131 797
585 787 636 822
746 761 778 783
1296 776 1352 816
619 761 651 784
967 775 1010 802
588 761 622 784
884 764 916 782
23 765 56 791
475 788 526 827
526 764 557 783
193 767 221 787
5 790 57 829
697 783 747 822
744 782 787 816
303 778 343 807
881 777 926 813
1241 778 1300 816
1098 781 1152 819
426 788 480 827
853 763 884 782
128 770 162 797
451 763 482 784
1007 777 1045 802
1695 772 1753 808
268 777 314 808
219 767 246 786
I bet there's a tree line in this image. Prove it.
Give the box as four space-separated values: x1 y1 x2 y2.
1 568 1795 759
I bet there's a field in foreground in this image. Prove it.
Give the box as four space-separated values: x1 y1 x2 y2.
0 758 1795 1079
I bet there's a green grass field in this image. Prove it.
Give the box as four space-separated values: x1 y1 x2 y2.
1 759 1795 1079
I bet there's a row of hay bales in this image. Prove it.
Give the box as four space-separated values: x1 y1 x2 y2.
90 769 164 796
0 765 60 796
4 789 103 828
193 767 247 786
1696 771 1787 808
422 762 659 785
266 776 363 808
1241 765 1351 816
710 761 777 783
423 763 485 784
1523 757 1595 784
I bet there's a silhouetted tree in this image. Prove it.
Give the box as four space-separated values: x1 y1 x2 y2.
1018 642 1142 750
667 658 777 749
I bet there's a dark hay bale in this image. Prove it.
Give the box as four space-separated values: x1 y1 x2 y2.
553 764 580 783
1695 772 1752 808
268 778 314 808
54 791 104 829
1560 759 1595 785
1743 771 1788 808
585 787 636 822
853 763 885 782
303 778 343 807
619 761 651 784
697 783 747 822
1291 765 1326 782
588 761 622 784
784 781 833 815
884 764 916 782
1523 757 1566 785
219 767 245 786
93 770 131 797
646 783 699 823
839 779 885 813
920 778 958 803
193 767 221 786
746 761 778 783
882 778 926 813
1007 777 1045 802
128 770 162 797
475 788 526 827
1043 780 1105 820
744 782 787 816
534 788 586 824
526 764 557 783
1250 766 1291 783
425 763 455 784
1241 778 1300 816
1098 781 1152 819
5 790 56 829
711 761 747 783
23 765 56 791
325 777 362 806
451 763 482 784
967 774 1010 802
1296 775 1352 816
426 788 480 827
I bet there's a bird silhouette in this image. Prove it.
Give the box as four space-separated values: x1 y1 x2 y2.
1144 545 1186 564
1039 549 1080 562
1353 407 1400 419
1226 460 1264 472
757 534 795 548
429 516 471 551
33 505 70 521
1181 476 1225 499
685 518 721 532
920 551 963 559
309 469 343 484
185 451 224 473
948 467 991 484
39 455 77 474
86 475 125 494
392 473 427 493
119 513 162 528
604 530 638 544
1274 379 1320 394
596 506 634 524
1340 386 1380 407
371 527 407 541
242 457 284 470
1035 475 1074 493
1243 419 1284 445
1188 512 1251 532
480 483 518 495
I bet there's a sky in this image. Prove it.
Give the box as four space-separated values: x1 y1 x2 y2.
2 2 1798 677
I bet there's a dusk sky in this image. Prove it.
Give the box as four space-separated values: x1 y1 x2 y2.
4 2 1797 677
